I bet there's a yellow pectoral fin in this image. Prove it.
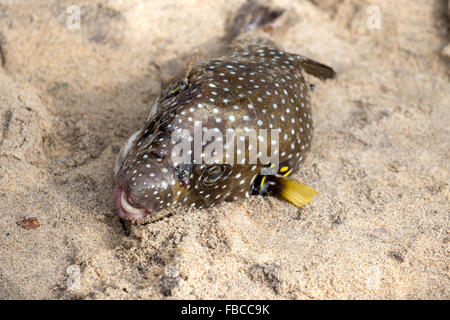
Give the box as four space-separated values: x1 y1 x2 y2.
278 178 318 207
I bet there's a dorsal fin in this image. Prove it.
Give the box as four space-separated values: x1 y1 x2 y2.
160 50 199 101
182 49 199 82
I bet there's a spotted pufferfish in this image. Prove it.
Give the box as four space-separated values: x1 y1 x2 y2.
114 0 336 221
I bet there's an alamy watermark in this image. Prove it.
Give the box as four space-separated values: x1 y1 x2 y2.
66 5 81 30
66 264 81 290
366 264 382 290
366 5 382 30
170 124 281 174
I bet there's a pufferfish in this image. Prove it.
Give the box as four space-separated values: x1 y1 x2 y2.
114 0 336 221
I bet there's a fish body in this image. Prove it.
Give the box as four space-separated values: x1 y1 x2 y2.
114 1 335 220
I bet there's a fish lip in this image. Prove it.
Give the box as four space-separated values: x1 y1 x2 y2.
114 185 150 221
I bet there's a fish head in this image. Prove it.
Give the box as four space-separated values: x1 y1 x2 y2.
113 106 258 220
114 119 183 220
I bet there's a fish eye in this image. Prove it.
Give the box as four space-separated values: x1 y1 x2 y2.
203 166 225 184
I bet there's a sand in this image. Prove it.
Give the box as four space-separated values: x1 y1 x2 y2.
0 0 448 299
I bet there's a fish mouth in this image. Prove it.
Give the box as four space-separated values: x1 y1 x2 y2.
114 185 149 220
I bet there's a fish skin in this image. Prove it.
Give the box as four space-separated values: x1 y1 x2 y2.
114 3 335 221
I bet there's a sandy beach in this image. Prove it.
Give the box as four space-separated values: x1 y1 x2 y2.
0 0 448 299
